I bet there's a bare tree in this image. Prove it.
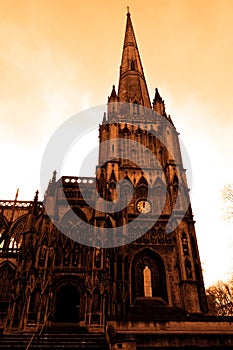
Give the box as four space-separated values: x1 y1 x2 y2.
206 280 233 316
221 184 233 221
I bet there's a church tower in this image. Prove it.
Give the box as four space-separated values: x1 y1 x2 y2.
96 10 208 318
1 9 233 350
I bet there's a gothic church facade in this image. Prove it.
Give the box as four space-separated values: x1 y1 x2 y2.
0 11 233 349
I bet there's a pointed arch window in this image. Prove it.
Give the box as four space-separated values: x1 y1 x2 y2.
7 216 27 252
131 60 135 70
9 238 18 252
135 126 143 136
133 101 140 114
0 240 4 250
0 215 8 251
121 124 131 136
132 249 168 302
185 259 193 279
136 185 148 199
0 263 15 302
143 266 152 297
121 182 133 206
38 245 46 266
153 184 166 214
181 232 189 256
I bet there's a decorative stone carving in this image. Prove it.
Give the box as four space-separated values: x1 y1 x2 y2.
135 227 173 245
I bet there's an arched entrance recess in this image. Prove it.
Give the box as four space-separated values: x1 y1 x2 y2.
54 283 80 323
132 248 168 302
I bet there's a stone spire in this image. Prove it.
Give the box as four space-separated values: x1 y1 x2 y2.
108 85 119 103
117 11 151 109
153 88 166 116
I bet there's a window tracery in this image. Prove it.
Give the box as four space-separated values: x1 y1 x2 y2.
60 208 89 244
8 216 27 252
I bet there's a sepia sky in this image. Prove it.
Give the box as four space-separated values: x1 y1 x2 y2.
1 0 233 287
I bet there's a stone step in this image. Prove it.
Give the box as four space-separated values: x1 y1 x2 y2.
43 325 89 334
0 332 108 349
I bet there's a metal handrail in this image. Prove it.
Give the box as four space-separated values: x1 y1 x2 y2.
25 312 50 350
25 333 36 350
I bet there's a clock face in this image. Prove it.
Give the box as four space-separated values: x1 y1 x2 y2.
137 200 151 214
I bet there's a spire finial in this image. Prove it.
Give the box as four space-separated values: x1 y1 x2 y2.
34 190 39 203
10 188 19 222
127 6 130 15
118 10 151 109
52 170 57 183
15 188 19 201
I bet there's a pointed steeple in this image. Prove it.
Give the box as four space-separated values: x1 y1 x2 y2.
117 11 151 108
153 88 166 116
108 85 119 103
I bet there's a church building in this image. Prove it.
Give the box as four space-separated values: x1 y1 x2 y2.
0 11 233 349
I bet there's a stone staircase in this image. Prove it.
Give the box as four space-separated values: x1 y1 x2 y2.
0 327 108 349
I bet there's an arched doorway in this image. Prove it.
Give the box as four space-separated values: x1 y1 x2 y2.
54 283 80 323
